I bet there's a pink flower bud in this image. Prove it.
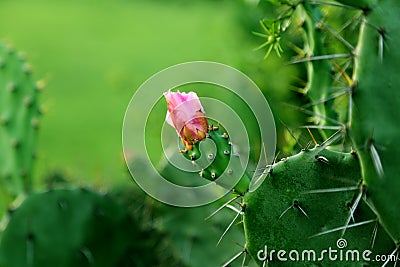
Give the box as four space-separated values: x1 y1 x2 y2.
164 91 209 150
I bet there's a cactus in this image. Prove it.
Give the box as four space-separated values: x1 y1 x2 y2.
159 0 400 265
236 0 400 265
0 42 41 217
243 148 395 266
180 126 250 195
343 0 400 243
164 91 250 195
0 188 177 267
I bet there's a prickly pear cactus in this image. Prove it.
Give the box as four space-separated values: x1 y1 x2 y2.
180 126 250 195
238 0 400 265
243 148 395 266
0 42 41 216
343 0 400 243
0 188 169 267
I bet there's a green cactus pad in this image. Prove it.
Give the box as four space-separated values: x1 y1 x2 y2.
0 188 166 267
0 42 41 216
180 126 250 195
243 148 395 266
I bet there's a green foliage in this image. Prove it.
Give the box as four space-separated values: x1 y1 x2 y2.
0 42 41 218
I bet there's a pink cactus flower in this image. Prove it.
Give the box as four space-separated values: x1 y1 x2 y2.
164 91 208 150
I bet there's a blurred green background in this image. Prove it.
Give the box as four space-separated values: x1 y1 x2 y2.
0 0 302 266
0 0 257 188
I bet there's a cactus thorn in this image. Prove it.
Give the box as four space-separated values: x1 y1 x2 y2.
315 155 329 164
222 132 229 139
223 150 230 155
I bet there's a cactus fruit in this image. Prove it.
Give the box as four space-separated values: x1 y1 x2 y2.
0 188 174 267
0 42 41 216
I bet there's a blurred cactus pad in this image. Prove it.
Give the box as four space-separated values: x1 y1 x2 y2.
0 188 180 267
0 42 41 218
